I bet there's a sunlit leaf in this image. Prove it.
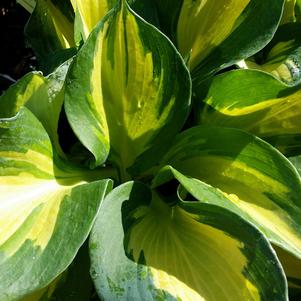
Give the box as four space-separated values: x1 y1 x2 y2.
0 61 71 157
158 126 301 259
281 0 297 24
90 180 287 301
0 107 112 300
290 155 301 175
65 0 191 176
70 0 117 42
152 0 284 83
239 23 301 86
25 0 75 73
198 69 301 155
17 0 36 13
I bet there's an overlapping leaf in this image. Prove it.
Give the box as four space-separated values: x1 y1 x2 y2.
239 23 301 86
70 0 117 42
4 0 301 300
90 179 287 301
198 69 301 155
151 0 284 84
25 0 75 73
156 126 301 259
274 246 301 294
20 243 93 301
65 0 191 176
0 60 71 157
0 107 112 300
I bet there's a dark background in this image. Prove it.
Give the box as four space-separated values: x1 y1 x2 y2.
0 0 35 92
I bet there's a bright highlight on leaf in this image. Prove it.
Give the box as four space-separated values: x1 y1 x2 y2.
90 180 287 301
70 0 117 41
65 0 191 175
25 0 75 73
159 126 301 259
239 23 301 86
198 69 301 155
153 0 284 81
20 243 93 301
0 108 112 300
281 0 298 24
0 60 71 157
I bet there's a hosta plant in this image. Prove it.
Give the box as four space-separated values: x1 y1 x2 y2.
2 0 301 300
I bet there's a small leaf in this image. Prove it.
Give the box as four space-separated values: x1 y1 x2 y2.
240 23 301 86
25 0 75 73
274 245 301 291
281 0 297 24
0 60 71 157
289 155 301 175
20 242 93 301
90 180 287 300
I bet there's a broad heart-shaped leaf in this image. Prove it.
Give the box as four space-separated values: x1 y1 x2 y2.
70 0 117 42
25 0 76 73
90 181 287 301
197 69 301 156
21 242 93 301
153 167 301 297
238 23 301 86
157 125 301 259
0 60 71 158
0 107 113 300
65 0 191 177
154 167 301 297
151 0 284 83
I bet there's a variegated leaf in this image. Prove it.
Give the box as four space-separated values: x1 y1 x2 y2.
20 243 93 301
239 23 301 86
274 245 301 294
198 69 301 155
157 126 301 259
152 0 284 84
65 0 191 177
25 0 75 73
0 107 112 300
0 60 71 157
90 180 287 301
70 0 117 41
